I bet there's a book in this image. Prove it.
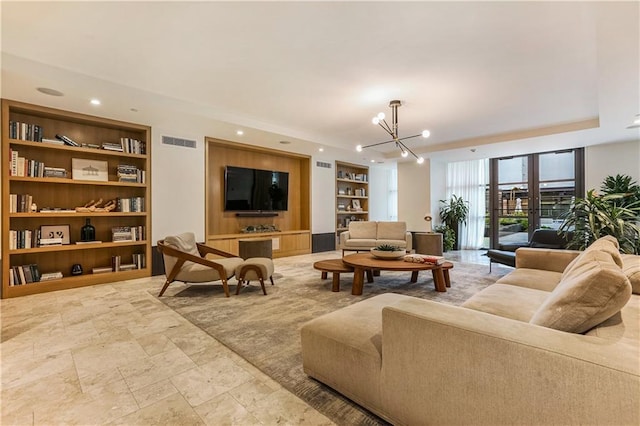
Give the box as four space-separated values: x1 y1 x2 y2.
55 134 79 147
75 241 102 244
403 254 446 265
92 266 112 274
40 271 63 281
42 138 64 145
39 237 63 246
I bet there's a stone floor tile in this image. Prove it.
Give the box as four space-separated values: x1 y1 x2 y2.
131 378 180 409
108 392 204 426
195 392 262 426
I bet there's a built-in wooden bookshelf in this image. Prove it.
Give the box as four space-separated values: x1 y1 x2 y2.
336 161 369 237
1 99 151 298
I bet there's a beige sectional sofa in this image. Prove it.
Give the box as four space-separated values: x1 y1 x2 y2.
301 236 640 425
340 221 412 254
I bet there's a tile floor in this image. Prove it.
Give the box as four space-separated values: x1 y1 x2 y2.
1 249 491 425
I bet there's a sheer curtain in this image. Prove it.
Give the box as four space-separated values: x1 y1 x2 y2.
446 159 487 249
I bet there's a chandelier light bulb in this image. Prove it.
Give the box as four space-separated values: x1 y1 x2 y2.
417 157 425 164
372 117 380 125
356 144 363 152
377 112 385 120
421 130 431 138
401 150 409 158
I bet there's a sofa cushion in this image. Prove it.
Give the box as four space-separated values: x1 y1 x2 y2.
343 238 378 248
462 284 550 322
530 250 632 333
377 221 406 241
349 221 377 239
621 254 640 295
562 236 623 279
496 268 562 292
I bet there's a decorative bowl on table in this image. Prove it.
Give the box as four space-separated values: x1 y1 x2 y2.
370 245 405 260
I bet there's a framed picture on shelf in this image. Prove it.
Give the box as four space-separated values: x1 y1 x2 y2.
72 158 108 182
40 224 71 245
351 199 361 210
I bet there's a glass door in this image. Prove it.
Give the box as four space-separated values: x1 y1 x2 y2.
489 149 583 249
492 155 532 248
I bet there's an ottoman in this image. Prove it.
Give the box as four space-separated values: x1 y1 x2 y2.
235 257 275 295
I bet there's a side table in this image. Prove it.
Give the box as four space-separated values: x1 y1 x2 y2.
238 238 273 259
414 232 443 256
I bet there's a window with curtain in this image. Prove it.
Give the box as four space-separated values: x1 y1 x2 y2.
446 159 488 249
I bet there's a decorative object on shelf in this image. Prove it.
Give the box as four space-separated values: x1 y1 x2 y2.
351 199 362 211
30 203 37 212
370 244 405 259
356 100 429 164
75 198 116 212
71 264 83 276
71 158 108 182
240 224 280 233
80 218 96 242
40 224 71 245
424 214 433 232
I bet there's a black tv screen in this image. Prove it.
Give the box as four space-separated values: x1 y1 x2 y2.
224 166 289 211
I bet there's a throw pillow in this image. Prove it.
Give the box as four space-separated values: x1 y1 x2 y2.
349 221 377 239
562 235 622 279
377 221 407 241
531 250 632 333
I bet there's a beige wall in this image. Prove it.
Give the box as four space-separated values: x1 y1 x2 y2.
398 160 431 232
585 140 640 191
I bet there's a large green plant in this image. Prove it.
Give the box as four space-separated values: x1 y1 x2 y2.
439 195 469 249
559 188 640 254
601 174 640 209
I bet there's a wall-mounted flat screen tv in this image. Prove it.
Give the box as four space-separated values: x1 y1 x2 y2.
224 166 289 211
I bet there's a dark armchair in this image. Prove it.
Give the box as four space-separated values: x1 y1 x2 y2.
486 229 572 271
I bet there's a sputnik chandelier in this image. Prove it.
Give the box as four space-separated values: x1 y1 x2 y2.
356 100 430 164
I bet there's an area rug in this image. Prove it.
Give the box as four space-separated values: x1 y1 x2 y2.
155 254 508 425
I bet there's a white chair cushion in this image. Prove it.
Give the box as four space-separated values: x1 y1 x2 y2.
235 257 275 281
377 221 407 241
175 257 243 283
349 222 377 239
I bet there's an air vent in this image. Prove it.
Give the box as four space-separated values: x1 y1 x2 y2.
162 136 197 149
316 161 332 169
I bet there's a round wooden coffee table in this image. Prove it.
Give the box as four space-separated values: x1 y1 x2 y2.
313 258 374 292
342 253 453 295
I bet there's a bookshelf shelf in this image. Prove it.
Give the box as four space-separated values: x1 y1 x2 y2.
2 99 152 298
7 139 147 159
9 240 148 254
9 176 146 187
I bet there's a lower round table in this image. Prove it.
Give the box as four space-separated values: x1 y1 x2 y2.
342 253 453 295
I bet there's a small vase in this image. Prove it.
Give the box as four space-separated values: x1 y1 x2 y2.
81 218 95 242
71 264 83 275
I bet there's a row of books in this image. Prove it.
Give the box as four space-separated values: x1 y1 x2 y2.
118 197 145 212
9 229 64 249
100 254 145 273
117 164 146 183
354 188 366 197
9 149 69 178
8 193 34 213
8 229 36 249
9 264 42 285
112 226 146 242
121 137 146 155
8 121 43 142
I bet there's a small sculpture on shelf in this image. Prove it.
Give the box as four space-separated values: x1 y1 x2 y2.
240 224 280 233
75 198 117 212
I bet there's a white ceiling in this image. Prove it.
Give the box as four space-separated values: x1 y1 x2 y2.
1 1 639 162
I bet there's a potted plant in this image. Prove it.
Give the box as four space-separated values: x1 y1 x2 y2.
559 175 640 254
439 195 469 250
433 224 456 252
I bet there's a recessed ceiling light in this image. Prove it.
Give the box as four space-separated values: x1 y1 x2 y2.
236 130 244 136
36 87 64 96
319 148 324 152
279 140 291 145
370 159 375 163
90 99 101 105
130 108 138 112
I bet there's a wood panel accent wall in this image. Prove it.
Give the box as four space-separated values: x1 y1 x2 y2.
205 138 311 238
